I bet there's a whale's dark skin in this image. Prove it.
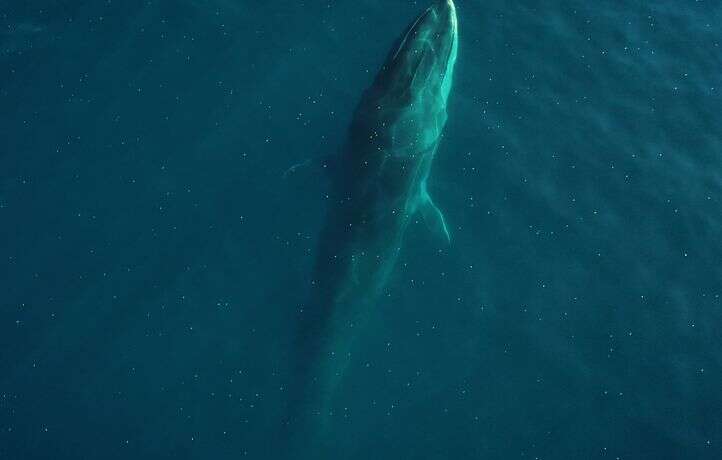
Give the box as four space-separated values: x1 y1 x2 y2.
285 0 458 449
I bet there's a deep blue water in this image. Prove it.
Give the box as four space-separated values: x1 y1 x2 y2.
2 1 722 459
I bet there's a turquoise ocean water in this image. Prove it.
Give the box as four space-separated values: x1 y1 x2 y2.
2 1 721 458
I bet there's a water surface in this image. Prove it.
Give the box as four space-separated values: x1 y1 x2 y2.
1 1 721 458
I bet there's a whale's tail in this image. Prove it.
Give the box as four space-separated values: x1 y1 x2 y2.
280 291 373 457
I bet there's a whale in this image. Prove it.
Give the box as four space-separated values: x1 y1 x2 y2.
285 0 459 450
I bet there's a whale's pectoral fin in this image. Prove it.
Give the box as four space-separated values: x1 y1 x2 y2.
419 186 451 244
283 158 313 179
283 154 340 179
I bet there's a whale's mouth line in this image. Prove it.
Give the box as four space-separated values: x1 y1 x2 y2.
390 7 429 63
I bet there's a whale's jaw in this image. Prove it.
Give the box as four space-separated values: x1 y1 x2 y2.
349 0 458 159
376 0 458 107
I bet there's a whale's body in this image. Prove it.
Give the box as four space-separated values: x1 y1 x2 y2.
287 0 458 447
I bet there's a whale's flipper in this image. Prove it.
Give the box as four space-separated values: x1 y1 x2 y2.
283 158 314 179
283 154 340 179
418 184 451 243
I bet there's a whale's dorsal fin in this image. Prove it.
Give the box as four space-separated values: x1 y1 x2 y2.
418 184 451 243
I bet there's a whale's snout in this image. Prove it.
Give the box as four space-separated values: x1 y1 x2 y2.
351 0 459 153
378 0 458 98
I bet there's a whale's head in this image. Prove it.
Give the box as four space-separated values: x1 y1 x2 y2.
352 0 459 157
383 0 458 103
